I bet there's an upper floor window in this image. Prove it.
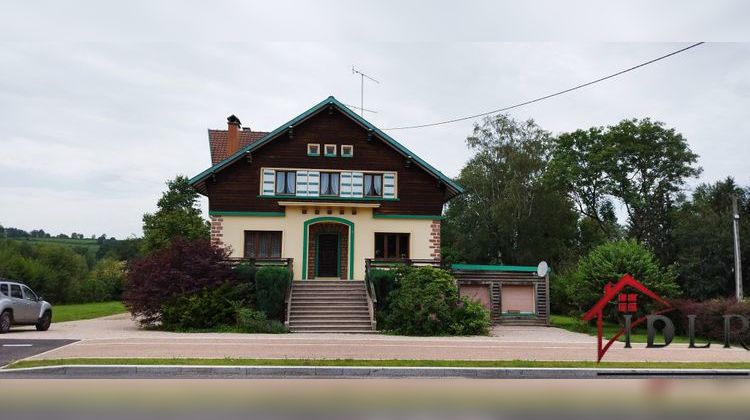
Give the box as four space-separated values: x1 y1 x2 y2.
275 171 296 195
364 173 382 197
341 145 354 158
324 144 337 157
307 144 320 156
320 172 340 196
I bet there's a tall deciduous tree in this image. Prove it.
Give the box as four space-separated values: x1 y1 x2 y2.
443 114 578 267
549 118 701 263
672 177 750 300
142 175 209 253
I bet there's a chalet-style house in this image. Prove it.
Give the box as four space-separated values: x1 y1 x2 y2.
190 97 549 332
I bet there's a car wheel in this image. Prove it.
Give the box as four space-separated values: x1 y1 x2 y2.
36 311 51 331
0 311 11 334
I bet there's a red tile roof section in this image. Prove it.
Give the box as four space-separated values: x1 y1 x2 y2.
208 129 268 164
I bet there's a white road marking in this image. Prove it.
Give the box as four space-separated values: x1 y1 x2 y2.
2 344 32 347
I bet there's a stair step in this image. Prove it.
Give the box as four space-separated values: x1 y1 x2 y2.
290 314 371 319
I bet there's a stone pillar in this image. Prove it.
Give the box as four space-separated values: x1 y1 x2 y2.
210 215 224 247
429 219 441 263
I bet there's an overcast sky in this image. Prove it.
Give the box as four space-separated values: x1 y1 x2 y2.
1 1 750 238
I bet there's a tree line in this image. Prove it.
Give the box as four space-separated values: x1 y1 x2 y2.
442 114 749 311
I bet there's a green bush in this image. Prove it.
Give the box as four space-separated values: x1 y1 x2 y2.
255 266 291 321
161 282 254 331
232 262 257 284
0 239 88 303
79 258 125 302
236 308 288 334
161 284 233 330
366 268 398 312
560 240 680 322
449 298 491 335
382 266 490 336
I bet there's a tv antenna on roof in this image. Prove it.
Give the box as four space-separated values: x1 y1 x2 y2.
352 66 379 116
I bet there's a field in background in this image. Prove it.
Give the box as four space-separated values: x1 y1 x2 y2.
9 237 100 252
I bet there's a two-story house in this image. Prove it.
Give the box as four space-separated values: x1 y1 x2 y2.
189 97 464 331
190 96 462 280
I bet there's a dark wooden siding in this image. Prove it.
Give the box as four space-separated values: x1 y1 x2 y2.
206 109 450 215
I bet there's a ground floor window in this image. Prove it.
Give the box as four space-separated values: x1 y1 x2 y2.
374 233 409 259
244 231 282 258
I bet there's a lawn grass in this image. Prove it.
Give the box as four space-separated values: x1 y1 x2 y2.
550 314 690 344
52 301 127 323
7 358 750 370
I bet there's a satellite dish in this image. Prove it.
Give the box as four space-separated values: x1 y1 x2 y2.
536 261 549 277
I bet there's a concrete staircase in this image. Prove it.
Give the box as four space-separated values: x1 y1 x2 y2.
287 280 376 333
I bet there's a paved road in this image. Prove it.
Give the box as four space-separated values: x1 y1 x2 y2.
0 338 77 366
5 314 750 363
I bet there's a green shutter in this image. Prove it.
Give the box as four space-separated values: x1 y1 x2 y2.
352 172 364 198
296 171 308 197
383 172 396 199
307 171 320 197
340 172 353 197
262 169 275 195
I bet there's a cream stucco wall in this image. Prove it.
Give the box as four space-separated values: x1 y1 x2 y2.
217 207 438 279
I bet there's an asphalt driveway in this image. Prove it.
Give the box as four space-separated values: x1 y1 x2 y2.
5 314 750 363
0 338 77 367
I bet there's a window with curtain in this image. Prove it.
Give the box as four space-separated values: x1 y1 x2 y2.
244 231 282 258
374 233 409 259
275 171 296 195
364 173 383 197
320 172 340 196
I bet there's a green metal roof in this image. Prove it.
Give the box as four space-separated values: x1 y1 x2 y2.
451 263 540 273
189 96 464 195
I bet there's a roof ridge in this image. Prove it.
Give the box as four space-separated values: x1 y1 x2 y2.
190 96 464 195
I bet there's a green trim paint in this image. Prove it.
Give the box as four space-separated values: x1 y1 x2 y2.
302 217 355 280
451 263 540 273
208 211 285 217
258 195 399 202
372 214 443 220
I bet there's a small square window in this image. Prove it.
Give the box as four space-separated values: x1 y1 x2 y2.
341 145 353 158
324 144 337 157
307 144 320 156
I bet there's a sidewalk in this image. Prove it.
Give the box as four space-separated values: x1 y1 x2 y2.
5 314 750 363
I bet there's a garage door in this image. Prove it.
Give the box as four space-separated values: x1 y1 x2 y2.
501 285 535 314
459 284 492 311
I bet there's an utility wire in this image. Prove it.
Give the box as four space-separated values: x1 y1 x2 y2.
383 42 705 131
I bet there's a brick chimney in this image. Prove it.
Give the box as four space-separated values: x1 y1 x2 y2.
227 114 241 156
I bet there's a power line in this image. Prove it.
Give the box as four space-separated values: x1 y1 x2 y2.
383 42 705 131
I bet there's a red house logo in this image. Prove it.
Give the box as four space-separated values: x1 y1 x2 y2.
582 274 673 362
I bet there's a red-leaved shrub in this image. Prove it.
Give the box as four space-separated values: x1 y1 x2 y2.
669 298 750 341
123 238 234 327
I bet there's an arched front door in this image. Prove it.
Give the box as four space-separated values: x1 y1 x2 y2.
303 218 354 280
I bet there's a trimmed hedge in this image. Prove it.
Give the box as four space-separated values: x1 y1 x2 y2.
255 266 291 321
669 298 750 342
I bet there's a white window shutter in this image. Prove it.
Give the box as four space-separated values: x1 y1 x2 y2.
351 172 364 198
383 172 396 199
340 172 353 197
296 171 308 197
307 171 320 197
262 169 275 196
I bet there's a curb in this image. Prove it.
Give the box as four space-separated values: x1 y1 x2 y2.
1 365 749 379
